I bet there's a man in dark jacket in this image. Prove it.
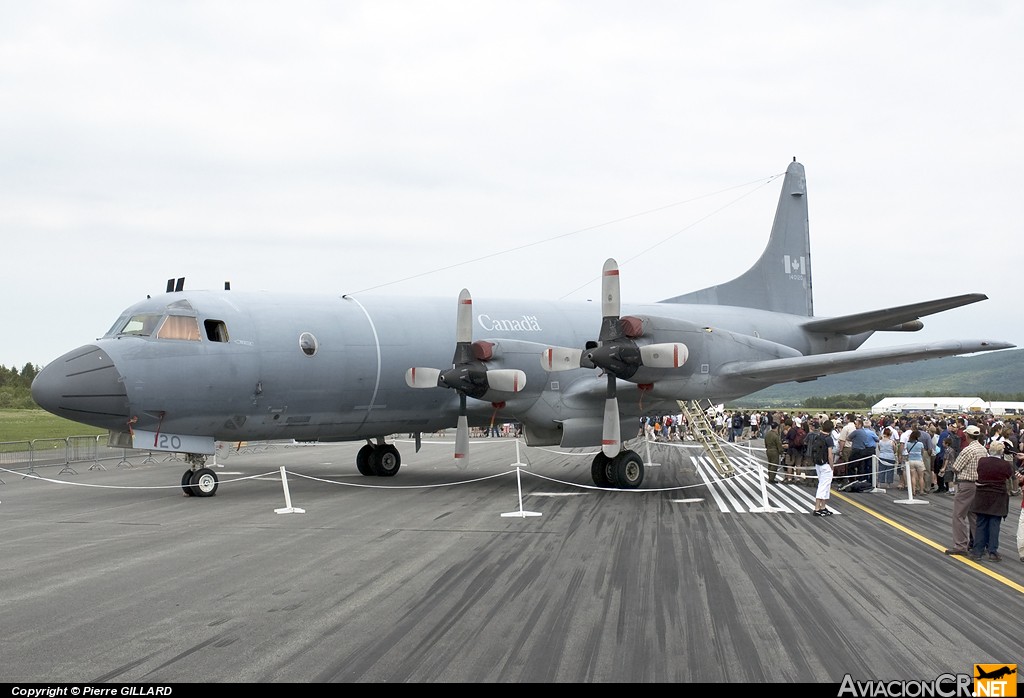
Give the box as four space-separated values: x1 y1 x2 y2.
848 419 878 484
729 412 744 442
763 422 783 484
969 440 1014 562
783 418 807 484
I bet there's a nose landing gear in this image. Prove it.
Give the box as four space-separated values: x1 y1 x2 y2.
181 453 219 497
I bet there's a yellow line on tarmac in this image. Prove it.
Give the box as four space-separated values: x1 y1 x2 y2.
830 490 1024 595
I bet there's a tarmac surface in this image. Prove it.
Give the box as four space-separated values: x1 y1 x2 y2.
1 435 1022 684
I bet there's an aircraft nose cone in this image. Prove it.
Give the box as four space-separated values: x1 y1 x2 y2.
31 345 130 430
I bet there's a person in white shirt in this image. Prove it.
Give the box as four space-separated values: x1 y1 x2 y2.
829 421 843 482
837 414 858 473
897 424 913 490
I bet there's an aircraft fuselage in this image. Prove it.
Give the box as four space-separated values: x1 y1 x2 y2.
32 290 835 450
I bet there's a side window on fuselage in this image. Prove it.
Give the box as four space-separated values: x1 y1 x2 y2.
205 320 229 343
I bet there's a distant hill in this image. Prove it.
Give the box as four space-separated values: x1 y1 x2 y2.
732 348 1024 407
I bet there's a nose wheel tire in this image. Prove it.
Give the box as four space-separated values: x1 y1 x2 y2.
188 467 219 497
181 469 196 496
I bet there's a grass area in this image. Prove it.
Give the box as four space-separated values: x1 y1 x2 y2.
0 409 104 444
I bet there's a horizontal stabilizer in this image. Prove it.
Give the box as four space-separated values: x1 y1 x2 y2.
718 339 1015 385
802 294 987 336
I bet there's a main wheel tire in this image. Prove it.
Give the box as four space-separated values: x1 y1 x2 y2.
189 467 219 497
181 469 196 496
591 453 612 487
612 451 644 489
356 444 376 476
605 458 620 488
371 444 401 477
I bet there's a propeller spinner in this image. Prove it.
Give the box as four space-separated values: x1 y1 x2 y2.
541 259 687 458
405 289 526 466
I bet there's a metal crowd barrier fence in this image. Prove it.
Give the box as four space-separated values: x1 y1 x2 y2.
28 437 68 476
0 437 297 481
0 439 32 483
0 436 143 479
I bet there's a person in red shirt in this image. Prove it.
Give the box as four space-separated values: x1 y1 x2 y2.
969 440 1014 562
953 417 968 451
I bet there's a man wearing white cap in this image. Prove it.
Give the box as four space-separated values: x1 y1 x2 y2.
944 424 987 557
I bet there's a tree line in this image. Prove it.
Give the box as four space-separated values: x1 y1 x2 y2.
0 364 41 409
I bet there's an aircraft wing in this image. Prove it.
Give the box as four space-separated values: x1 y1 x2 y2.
801 294 987 335
717 339 1015 384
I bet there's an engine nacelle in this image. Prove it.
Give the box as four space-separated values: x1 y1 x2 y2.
624 315 801 386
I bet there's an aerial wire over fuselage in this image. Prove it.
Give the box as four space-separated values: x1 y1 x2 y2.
343 170 786 298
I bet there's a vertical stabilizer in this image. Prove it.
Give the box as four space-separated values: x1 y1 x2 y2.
660 159 813 316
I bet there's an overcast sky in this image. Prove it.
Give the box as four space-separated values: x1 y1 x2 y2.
2 1 1021 371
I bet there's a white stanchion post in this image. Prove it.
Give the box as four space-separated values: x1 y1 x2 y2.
750 452 785 514
643 433 661 467
870 454 884 493
894 460 927 506
512 439 527 467
274 465 306 514
501 466 541 518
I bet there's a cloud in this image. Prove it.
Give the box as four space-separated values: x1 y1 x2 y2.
2 1 1021 370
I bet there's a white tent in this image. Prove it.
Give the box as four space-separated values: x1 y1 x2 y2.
870 397 986 414
987 401 1024 416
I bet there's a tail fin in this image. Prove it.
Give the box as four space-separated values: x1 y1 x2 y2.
660 159 813 316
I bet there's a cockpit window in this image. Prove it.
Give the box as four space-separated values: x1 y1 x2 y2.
157 315 201 341
105 311 132 338
118 313 201 340
120 313 164 337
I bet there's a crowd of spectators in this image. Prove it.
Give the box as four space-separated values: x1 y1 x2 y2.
638 408 1023 564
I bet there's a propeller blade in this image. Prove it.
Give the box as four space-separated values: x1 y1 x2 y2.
456 288 473 344
408 288 522 466
454 414 469 468
638 343 689 368
541 347 584 371
602 258 620 320
602 396 621 457
485 369 526 393
405 367 443 388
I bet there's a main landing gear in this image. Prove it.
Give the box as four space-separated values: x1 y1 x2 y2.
355 441 402 477
181 453 219 497
591 449 644 489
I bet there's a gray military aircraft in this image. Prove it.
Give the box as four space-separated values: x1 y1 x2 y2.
31 159 1013 496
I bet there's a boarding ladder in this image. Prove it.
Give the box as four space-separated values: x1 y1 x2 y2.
679 400 734 476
